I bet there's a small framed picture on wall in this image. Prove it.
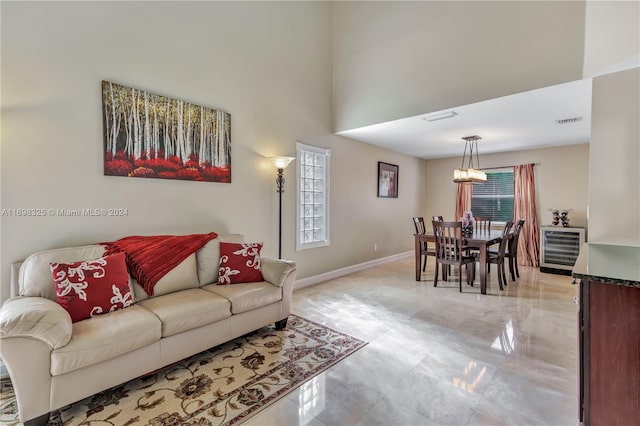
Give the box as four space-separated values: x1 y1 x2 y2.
377 162 398 198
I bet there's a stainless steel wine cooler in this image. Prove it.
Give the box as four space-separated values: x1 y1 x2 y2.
540 226 586 275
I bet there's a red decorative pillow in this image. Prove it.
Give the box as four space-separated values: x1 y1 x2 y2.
218 242 264 284
50 252 134 322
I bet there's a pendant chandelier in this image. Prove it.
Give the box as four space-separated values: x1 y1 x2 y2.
453 135 487 184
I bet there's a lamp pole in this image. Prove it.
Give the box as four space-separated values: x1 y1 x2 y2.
271 156 294 260
276 167 285 259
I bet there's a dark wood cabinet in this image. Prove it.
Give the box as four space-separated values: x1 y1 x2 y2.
579 279 640 425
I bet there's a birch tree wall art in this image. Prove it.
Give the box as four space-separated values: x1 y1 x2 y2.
102 81 231 183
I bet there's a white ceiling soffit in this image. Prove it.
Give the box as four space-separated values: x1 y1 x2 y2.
336 78 593 160
593 53 640 77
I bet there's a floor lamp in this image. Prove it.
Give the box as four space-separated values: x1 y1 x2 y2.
271 156 295 259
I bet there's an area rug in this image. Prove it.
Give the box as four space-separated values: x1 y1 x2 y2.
0 315 366 426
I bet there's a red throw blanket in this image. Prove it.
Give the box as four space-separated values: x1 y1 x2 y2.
101 232 218 296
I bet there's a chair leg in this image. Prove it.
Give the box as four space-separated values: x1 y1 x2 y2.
496 262 504 291
422 254 427 272
501 261 508 287
503 263 508 288
433 262 439 287
465 263 475 288
458 266 463 292
500 262 509 287
508 255 516 281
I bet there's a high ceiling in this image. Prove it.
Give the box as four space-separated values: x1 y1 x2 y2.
336 78 593 160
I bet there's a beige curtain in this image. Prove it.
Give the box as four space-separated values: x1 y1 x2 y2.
513 164 540 267
455 183 472 221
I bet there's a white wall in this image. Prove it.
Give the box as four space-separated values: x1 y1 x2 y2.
423 144 590 231
292 134 428 278
588 68 640 246
0 1 427 301
333 1 586 131
583 0 640 77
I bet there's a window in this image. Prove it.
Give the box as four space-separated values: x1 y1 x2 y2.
471 170 514 222
296 143 330 250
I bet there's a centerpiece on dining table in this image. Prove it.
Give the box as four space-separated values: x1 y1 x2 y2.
461 210 475 235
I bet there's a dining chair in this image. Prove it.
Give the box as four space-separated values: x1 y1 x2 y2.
428 216 450 278
506 219 525 281
484 220 514 290
412 217 435 273
432 216 451 277
432 221 476 292
474 216 492 232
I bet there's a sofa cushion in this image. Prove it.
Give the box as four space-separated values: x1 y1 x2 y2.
196 234 245 285
51 305 161 376
20 245 107 300
218 242 264 284
131 254 199 301
202 282 281 314
138 288 231 337
51 252 134 323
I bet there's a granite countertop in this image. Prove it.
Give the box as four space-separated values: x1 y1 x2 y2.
572 243 640 288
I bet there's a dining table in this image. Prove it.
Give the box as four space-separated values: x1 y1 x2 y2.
414 229 507 294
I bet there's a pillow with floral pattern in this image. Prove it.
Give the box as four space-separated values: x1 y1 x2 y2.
50 252 134 322
218 242 264 284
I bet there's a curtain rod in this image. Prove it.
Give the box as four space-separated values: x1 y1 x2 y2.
480 163 540 171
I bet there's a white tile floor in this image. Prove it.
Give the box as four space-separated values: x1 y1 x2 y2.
245 256 580 426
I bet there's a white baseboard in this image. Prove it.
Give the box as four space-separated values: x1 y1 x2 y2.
294 250 413 290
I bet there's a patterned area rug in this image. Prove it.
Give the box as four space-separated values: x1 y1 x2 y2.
0 315 366 426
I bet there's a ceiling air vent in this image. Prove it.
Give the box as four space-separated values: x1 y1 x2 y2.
556 116 583 125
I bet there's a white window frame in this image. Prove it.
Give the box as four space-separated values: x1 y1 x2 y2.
296 142 330 251
471 169 514 225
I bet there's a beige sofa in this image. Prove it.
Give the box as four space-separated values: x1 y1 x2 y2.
0 234 296 425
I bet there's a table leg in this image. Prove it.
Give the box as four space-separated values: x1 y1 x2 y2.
479 244 487 294
415 236 421 281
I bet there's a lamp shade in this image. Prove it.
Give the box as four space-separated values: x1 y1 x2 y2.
270 156 295 169
453 168 487 184
452 135 486 184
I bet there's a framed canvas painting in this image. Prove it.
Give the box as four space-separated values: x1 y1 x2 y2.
102 80 231 183
377 162 398 198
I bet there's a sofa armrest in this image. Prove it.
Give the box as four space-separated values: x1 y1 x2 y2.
261 258 296 288
0 297 72 349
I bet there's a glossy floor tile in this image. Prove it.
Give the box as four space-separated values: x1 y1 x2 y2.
244 257 579 426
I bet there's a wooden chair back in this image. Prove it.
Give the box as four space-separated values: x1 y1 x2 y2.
495 221 514 258
475 216 492 232
510 219 525 254
432 221 465 264
413 217 426 235
432 216 444 222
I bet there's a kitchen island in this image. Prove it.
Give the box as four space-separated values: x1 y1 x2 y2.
572 243 640 426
